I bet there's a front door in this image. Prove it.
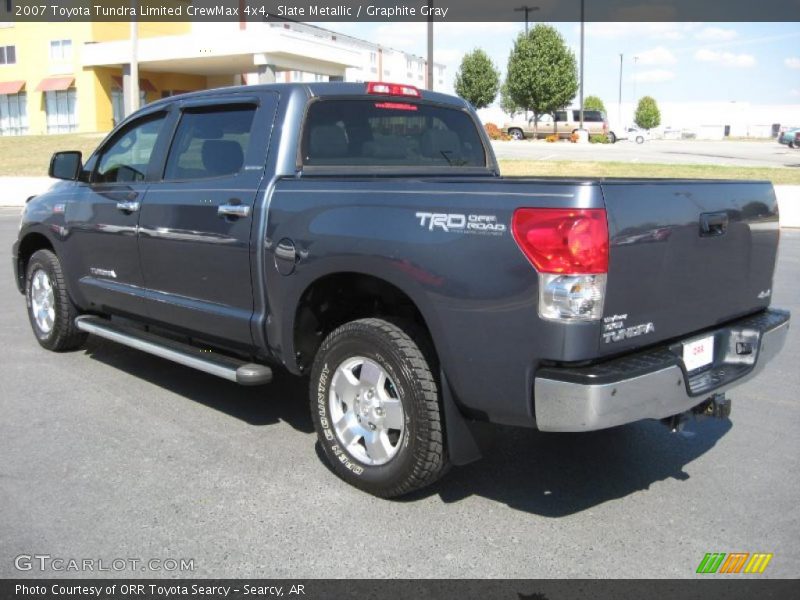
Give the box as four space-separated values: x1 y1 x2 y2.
64 110 170 317
137 94 277 347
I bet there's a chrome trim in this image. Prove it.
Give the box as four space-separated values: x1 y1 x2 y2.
76 316 237 382
534 319 790 432
116 201 140 212
217 204 251 218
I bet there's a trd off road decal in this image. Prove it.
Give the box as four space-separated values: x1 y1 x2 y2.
416 212 507 235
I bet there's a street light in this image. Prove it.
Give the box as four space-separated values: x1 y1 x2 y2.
618 53 623 130
514 5 540 34
578 0 584 130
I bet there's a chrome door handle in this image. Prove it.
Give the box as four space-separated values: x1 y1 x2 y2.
116 201 140 212
217 204 250 218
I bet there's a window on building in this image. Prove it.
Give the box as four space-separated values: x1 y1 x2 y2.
369 52 377 64
163 106 256 180
0 92 27 135
111 88 148 126
0 45 16 64
94 113 167 183
45 88 78 134
50 40 72 61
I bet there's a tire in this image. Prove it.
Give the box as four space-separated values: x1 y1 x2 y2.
309 318 448 498
25 249 87 352
509 128 524 141
636 136 645 144
608 131 617 144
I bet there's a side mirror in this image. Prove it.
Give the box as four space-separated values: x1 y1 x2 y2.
49 151 82 181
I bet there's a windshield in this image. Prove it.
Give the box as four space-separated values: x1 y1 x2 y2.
302 99 487 168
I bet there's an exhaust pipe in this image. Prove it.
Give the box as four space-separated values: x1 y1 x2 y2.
662 393 731 432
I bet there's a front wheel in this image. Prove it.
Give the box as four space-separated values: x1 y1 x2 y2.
25 249 87 352
309 318 448 498
608 131 617 144
636 135 645 144
508 128 524 141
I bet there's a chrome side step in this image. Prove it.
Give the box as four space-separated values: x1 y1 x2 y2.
75 316 272 385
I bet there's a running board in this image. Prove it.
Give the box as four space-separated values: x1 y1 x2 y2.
75 316 272 385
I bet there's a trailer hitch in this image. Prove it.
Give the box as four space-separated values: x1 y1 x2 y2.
662 393 731 432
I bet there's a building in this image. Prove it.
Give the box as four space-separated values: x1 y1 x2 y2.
0 13 445 136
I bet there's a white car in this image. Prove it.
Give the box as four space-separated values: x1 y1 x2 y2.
619 127 651 144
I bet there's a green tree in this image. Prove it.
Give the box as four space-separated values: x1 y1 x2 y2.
500 82 523 119
583 95 606 113
505 24 578 137
634 96 661 130
454 49 500 110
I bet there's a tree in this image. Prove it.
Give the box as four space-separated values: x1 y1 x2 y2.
634 96 661 130
500 82 523 119
505 24 578 137
583 95 606 113
454 49 500 110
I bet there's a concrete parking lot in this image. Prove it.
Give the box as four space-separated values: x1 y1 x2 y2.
493 139 800 169
0 207 798 578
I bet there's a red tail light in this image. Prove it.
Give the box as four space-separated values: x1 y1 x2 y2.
512 208 609 274
366 82 421 97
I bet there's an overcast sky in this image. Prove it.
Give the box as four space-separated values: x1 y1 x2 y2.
325 21 800 106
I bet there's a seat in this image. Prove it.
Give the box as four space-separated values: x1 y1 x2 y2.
201 140 244 177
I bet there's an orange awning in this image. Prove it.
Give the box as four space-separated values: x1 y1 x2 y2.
0 80 25 95
111 76 157 93
35 77 74 92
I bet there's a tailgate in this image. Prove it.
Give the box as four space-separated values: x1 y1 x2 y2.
599 180 779 356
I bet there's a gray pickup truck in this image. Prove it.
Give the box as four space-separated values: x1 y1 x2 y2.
12 82 790 497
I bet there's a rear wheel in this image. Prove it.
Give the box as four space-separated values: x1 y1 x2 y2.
608 131 617 144
25 249 87 352
636 135 645 144
309 318 448 497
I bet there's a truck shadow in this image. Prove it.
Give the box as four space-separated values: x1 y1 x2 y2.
82 337 315 434
415 418 732 516
83 337 731 516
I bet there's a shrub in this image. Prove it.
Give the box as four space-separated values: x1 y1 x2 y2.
589 134 611 144
484 123 511 141
569 132 580 143
545 134 559 143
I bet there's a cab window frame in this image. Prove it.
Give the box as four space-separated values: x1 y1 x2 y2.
160 101 259 183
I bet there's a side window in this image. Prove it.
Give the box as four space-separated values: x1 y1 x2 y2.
94 113 167 183
163 106 256 180
555 111 567 122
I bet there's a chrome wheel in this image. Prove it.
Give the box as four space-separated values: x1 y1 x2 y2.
329 356 405 466
30 269 55 334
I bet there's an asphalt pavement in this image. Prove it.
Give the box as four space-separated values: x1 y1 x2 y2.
0 208 798 578
493 139 800 169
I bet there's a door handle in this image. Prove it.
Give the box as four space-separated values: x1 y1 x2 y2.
116 201 140 213
217 204 251 218
700 212 729 237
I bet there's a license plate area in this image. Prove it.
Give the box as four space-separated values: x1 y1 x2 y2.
683 335 715 372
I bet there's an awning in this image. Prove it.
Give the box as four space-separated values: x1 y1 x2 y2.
111 76 157 93
0 80 25 95
35 77 74 92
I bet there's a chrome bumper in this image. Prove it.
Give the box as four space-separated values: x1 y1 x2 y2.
534 310 790 432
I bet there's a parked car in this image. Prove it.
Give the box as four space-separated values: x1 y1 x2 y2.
617 127 651 144
777 127 800 147
13 82 789 498
504 109 616 142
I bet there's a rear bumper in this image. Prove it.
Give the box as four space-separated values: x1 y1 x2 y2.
534 308 790 432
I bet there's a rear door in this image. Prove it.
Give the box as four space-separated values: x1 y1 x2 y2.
65 110 171 317
600 180 780 355
137 93 277 347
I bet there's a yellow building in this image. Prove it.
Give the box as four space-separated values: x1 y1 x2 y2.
0 17 207 135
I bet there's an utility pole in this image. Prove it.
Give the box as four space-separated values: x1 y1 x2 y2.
427 0 434 90
618 53 623 129
514 5 539 34
632 55 639 118
578 0 585 130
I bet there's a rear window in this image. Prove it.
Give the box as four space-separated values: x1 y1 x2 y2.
302 100 486 168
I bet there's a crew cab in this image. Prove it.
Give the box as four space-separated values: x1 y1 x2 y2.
12 82 790 497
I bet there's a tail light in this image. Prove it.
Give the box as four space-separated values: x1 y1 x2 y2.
366 82 421 97
512 208 609 322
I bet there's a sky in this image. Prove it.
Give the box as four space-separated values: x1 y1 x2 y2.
323 21 800 108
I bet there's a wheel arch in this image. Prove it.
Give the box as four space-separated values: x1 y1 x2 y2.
15 230 56 293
